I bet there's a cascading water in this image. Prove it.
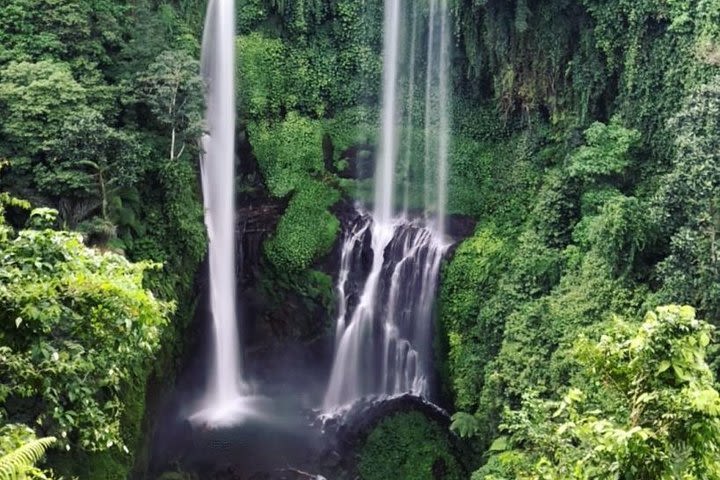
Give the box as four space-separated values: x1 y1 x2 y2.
194 0 251 424
324 0 452 411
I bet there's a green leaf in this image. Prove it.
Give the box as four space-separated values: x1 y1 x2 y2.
450 412 481 438
0 435 56 478
656 360 671 375
489 436 509 452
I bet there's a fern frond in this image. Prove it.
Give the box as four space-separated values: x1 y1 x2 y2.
0 436 56 480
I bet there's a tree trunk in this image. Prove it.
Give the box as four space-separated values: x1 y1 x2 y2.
99 169 108 221
170 126 176 162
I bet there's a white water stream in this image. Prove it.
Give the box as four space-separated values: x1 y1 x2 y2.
324 0 452 411
194 0 254 425
192 0 452 418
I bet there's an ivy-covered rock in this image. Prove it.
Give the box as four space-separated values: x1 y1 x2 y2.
358 412 465 480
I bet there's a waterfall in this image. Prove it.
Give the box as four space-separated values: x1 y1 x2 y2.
424 0 450 237
374 0 402 225
194 0 250 424
324 0 452 411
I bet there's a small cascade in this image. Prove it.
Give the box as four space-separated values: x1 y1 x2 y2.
324 214 446 408
324 0 452 411
194 0 251 425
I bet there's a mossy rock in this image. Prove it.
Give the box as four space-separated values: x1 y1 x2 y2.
263 179 340 273
358 412 465 480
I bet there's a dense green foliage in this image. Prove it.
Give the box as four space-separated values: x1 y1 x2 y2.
443 0 720 477
236 0 382 118
654 77 720 319
1 0 720 478
0 1 208 477
0 211 171 452
250 114 340 271
0 0 207 284
232 2 383 343
0 200 172 473
359 412 464 480
237 0 381 274
474 306 720 479
264 180 340 272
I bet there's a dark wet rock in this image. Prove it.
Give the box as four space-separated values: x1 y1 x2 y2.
236 201 286 286
321 394 452 454
446 214 476 241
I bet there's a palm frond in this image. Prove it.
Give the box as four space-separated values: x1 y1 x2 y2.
0 436 56 480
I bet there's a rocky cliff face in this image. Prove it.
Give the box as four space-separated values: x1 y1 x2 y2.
145 125 476 478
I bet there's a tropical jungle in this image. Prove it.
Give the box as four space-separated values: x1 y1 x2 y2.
1 0 719 479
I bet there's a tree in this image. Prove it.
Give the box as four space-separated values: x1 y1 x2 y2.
0 0 127 69
567 118 641 181
0 61 148 232
137 50 204 162
0 61 87 156
471 305 720 480
54 110 147 223
0 205 173 452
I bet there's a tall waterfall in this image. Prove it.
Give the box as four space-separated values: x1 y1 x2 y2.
324 0 452 411
196 0 248 423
